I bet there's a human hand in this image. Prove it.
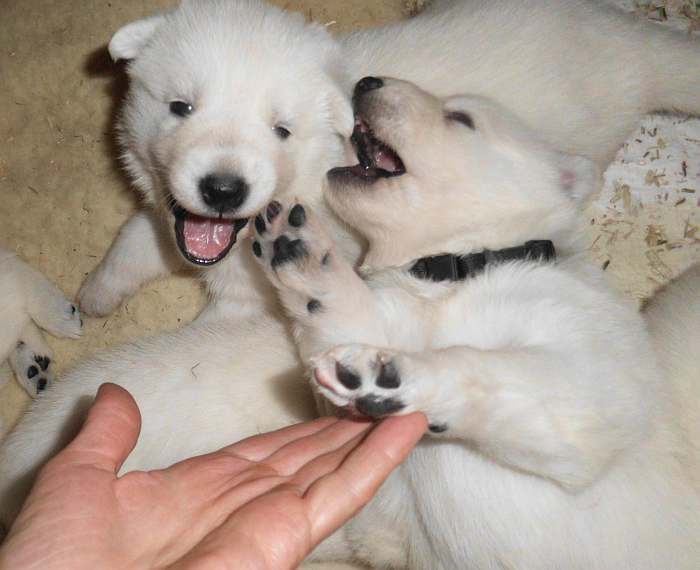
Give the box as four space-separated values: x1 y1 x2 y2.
0 383 426 569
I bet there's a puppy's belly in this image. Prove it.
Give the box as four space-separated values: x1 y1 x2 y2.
117 316 314 472
0 314 312 513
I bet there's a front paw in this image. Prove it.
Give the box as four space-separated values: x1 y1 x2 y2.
312 345 450 434
252 201 338 301
311 345 409 418
77 268 126 317
39 295 83 339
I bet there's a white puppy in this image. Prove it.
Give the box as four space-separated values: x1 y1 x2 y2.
251 79 700 569
77 0 700 319
0 249 83 401
1 0 699 559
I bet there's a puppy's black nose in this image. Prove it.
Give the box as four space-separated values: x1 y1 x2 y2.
199 174 249 213
354 76 384 98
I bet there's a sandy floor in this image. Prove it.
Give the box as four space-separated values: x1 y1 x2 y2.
1 0 698 431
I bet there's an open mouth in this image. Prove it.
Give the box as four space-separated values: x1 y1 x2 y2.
169 197 249 266
328 119 406 183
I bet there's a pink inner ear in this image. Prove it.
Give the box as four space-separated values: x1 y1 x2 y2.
561 170 576 191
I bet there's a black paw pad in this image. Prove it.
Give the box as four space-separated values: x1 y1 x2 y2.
71 305 77 315
376 360 400 389
336 362 361 390
429 423 448 433
266 200 282 222
27 365 39 379
307 299 322 314
288 204 306 228
37 378 48 392
254 214 266 235
252 241 262 258
34 355 51 371
356 395 405 418
271 235 308 267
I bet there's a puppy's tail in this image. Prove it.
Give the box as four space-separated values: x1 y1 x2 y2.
644 25 700 115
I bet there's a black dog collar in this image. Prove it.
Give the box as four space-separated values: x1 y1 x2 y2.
409 240 556 282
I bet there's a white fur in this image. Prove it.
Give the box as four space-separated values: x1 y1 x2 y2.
77 0 700 317
0 249 82 401
252 80 700 568
1 1 699 566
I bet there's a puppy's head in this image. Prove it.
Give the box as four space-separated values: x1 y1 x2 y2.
326 78 598 270
110 0 353 267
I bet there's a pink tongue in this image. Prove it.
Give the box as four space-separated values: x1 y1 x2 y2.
374 148 398 172
183 214 234 260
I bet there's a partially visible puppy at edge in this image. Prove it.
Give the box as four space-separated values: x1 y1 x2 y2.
252 78 700 569
0 249 83 433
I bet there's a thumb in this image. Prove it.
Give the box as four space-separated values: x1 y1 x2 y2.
61 383 142 474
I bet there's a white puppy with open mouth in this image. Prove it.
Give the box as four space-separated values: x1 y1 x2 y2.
252 78 700 569
1 1 699 564
76 0 700 319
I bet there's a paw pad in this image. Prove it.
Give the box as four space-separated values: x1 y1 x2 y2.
356 395 405 417
288 204 306 227
254 214 267 235
266 200 282 222
272 235 308 267
376 360 401 388
336 362 362 390
34 355 51 371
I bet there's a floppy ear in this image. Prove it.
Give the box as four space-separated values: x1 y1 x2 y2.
108 13 167 61
555 153 599 205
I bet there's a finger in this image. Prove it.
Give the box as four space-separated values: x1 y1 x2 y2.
285 431 367 494
306 413 427 544
223 416 340 462
264 419 372 476
59 383 142 474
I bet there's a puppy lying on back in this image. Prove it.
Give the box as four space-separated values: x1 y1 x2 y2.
0 249 82 403
253 78 700 569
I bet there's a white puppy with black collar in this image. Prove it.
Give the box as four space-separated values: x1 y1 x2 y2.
252 78 700 569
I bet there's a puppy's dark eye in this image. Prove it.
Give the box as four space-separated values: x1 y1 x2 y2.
446 111 475 130
170 101 194 118
274 125 292 140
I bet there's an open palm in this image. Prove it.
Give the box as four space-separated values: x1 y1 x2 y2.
0 384 426 569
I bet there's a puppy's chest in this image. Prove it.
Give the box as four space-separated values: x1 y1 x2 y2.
371 267 554 352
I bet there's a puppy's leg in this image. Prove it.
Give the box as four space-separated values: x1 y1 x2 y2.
0 251 81 349
252 201 387 355
313 344 633 491
18 265 83 340
77 210 183 316
0 311 27 368
0 255 31 363
8 322 54 397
